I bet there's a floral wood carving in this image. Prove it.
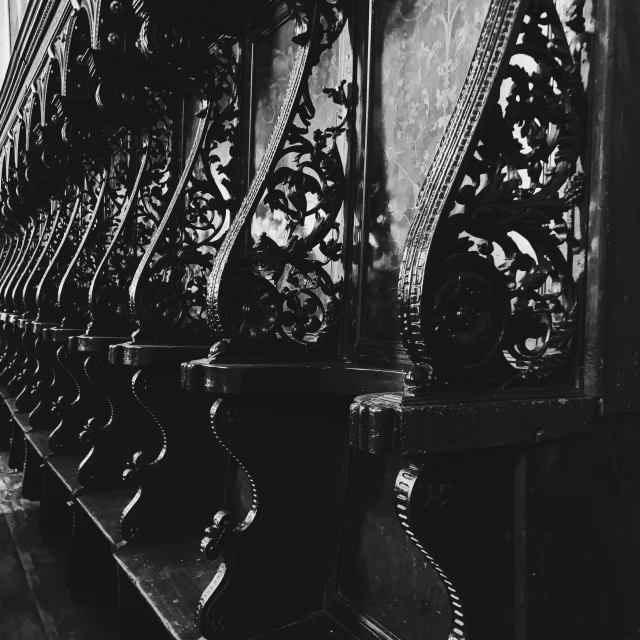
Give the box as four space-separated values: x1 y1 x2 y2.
0 237 17 309
88 90 176 335
1 224 34 312
129 36 239 343
0 235 19 310
206 0 349 355
364 0 488 343
197 398 255 640
398 0 585 388
36 176 101 323
58 125 133 328
12 206 51 314
22 203 63 318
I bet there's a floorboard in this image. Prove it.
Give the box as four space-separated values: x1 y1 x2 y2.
0 452 119 640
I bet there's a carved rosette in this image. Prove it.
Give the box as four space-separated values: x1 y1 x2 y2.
398 0 586 389
206 0 349 356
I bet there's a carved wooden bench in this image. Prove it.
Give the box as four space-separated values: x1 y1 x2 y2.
0 0 616 638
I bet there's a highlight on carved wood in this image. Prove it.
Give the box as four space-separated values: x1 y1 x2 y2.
0 0 602 638
207 0 350 355
130 35 240 343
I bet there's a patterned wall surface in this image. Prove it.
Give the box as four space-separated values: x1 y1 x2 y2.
364 0 491 342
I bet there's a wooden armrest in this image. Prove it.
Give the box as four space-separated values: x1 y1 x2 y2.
109 342 209 367
181 359 406 396
350 392 598 455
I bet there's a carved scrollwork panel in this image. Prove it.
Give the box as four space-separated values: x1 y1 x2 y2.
58 125 133 328
129 37 240 343
10 207 51 314
88 89 177 335
206 1 350 355
23 202 63 318
362 0 490 345
0 237 17 310
398 0 586 389
36 179 99 323
0 225 33 311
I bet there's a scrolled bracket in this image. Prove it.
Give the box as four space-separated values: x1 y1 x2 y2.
129 36 240 343
398 0 586 390
196 397 256 640
119 367 215 542
206 2 350 356
395 462 466 640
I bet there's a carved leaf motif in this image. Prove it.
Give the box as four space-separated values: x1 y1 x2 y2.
399 0 585 388
207 5 349 354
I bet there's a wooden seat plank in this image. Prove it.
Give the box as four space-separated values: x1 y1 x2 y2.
46 455 83 495
77 489 136 546
115 540 209 640
25 430 52 460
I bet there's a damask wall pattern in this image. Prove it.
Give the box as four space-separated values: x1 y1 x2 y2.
364 0 491 342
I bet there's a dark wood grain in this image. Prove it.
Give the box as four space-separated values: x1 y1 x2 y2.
77 489 136 546
115 540 210 640
350 393 597 455
46 454 83 496
181 359 406 395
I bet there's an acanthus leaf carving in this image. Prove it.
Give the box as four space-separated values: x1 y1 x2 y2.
207 0 349 356
398 0 585 389
129 35 240 343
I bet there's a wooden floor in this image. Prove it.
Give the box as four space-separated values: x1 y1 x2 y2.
0 451 119 640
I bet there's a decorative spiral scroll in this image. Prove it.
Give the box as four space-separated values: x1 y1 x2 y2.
207 0 348 354
399 0 585 387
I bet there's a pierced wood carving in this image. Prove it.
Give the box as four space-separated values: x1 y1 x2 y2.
207 0 349 356
129 36 240 344
57 124 133 329
398 0 585 389
88 90 177 335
